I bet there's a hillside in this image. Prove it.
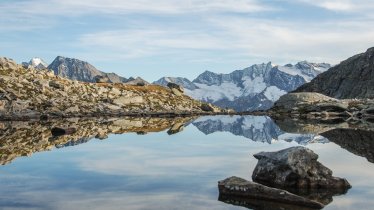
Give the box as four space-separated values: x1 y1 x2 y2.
0 57 222 120
295 47 374 99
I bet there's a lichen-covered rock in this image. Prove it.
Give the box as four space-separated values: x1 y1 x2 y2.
252 146 351 190
218 176 324 209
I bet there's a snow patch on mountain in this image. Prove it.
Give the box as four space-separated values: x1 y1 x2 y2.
264 86 287 101
185 82 242 102
242 76 267 95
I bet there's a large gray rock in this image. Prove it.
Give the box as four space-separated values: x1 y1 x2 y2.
295 47 374 99
218 176 324 209
252 146 351 190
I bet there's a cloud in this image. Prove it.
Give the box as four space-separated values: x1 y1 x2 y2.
77 14 374 65
297 0 374 12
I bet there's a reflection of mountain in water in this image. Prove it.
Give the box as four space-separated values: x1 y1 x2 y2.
0 117 193 165
192 116 328 144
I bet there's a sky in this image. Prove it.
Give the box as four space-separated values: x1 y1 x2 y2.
1 0 374 82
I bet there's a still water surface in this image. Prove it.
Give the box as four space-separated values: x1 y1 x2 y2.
0 116 373 210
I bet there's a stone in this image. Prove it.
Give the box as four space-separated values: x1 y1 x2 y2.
167 122 184 135
49 80 64 90
200 103 220 112
218 176 324 209
167 82 184 93
171 88 183 96
65 106 80 113
94 75 110 83
252 146 351 190
112 96 144 106
51 127 77 136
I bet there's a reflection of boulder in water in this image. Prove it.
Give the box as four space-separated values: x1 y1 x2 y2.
0 117 193 165
219 194 321 210
321 129 374 163
167 123 184 135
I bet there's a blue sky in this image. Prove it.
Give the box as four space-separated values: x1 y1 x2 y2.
1 0 374 81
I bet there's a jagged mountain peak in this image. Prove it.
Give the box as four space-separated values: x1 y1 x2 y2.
48 56 131 83
154 60 330 111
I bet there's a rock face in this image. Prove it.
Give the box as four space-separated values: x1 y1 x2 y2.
218 176 324 209
252 146 351 190
295 47 374 99
154 61 330 111
48 56 136 83
0 56 221 120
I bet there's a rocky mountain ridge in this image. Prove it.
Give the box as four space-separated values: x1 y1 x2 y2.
295 47 374 99
48 56 132 83
154 61 330 111
0 57 222 120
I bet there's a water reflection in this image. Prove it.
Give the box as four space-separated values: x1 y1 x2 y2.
274 118 374 163
0 117 194 165
193 116 328 145
0 116 373 210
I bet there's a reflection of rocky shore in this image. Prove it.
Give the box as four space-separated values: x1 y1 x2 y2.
0 117 193 165
274 118 374 163
321 129 374 163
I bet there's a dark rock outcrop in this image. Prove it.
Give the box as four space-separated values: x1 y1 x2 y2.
218 176 324 209
252 146 351 190
295 47 374 99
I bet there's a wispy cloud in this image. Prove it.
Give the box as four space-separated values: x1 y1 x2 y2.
297 0 374 12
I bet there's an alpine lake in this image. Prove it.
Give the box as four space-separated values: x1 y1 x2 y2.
0 115 373 210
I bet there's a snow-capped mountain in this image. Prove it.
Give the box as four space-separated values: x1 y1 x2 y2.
192 116 328 145
22 57 48 70
154 61 330 111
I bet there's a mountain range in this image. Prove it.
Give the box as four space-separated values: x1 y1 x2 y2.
154 61 331 111
22 56 148 84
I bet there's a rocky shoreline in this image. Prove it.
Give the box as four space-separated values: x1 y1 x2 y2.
268 92 374 121
0 57 232 121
